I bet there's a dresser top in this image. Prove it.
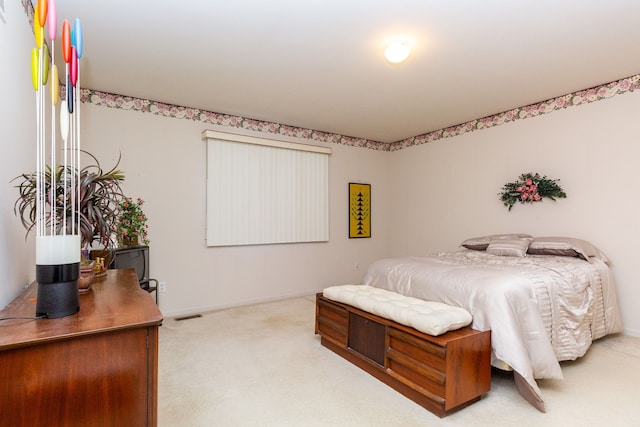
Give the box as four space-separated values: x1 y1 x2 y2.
0 269 163 351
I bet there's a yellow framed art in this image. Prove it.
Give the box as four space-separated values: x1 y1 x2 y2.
349 183 371 238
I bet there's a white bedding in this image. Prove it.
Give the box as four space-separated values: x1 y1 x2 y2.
362 250 623 410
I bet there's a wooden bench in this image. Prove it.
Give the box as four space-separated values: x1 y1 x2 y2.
315 292 491 418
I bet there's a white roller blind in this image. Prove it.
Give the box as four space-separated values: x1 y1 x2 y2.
203 130 331 246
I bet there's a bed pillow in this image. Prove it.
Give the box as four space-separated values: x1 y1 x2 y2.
486 237 533 257
527 237 609 263
461 233 533 251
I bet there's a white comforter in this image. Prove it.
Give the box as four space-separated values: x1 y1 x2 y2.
362 251 622 407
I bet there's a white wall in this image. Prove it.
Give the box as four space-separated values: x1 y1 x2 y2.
389 90 640 336
0 1 38 306
2 5 638 338
80 105 392 316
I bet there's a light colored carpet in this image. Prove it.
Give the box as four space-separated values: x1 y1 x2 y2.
158 295 640 426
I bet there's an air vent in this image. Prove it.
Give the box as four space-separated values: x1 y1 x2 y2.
175 314 203 321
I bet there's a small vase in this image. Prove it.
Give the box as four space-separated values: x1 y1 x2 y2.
78 260 96 293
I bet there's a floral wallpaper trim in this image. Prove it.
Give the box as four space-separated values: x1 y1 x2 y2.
389 75 640 151
78 74 640 152
18 0 387 152
24 0 638 152
76 88 388 151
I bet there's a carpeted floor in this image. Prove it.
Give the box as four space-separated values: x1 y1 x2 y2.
158 295 640 426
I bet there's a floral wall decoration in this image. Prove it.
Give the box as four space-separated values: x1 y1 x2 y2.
75 73 640 153
499 173 566 211
65 76 640 153
21 0 640 154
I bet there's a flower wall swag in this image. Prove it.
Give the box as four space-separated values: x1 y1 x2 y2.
499 173 566 211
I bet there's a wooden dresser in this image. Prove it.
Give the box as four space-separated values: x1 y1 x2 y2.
315 293 491 417
0 269 163 427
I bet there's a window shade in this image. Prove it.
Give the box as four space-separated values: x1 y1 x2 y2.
202 130 331 247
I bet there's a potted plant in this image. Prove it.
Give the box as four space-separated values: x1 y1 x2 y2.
13 151 126 289
117 197 150 247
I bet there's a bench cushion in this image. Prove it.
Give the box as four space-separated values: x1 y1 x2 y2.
323 285 472 336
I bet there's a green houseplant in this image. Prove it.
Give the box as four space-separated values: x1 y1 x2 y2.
117 197 150 246
13 151 126 272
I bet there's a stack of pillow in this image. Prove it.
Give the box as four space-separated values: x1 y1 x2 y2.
460 233 609 263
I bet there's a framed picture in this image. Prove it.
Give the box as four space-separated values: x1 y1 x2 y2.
349 183 371 238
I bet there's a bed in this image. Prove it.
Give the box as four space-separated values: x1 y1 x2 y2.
361 234 623 412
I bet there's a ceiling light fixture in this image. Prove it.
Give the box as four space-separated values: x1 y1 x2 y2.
384 40 411 64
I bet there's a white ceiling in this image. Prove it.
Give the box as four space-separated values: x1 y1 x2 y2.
45 1 640 143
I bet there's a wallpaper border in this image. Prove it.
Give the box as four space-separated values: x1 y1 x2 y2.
79 89 385 151
81 74 640 152
389 75 640 151
21 0 640 152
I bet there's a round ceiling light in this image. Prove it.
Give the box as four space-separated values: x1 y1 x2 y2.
384 40 411 64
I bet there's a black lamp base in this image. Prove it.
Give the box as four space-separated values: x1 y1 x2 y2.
35 263 80 319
